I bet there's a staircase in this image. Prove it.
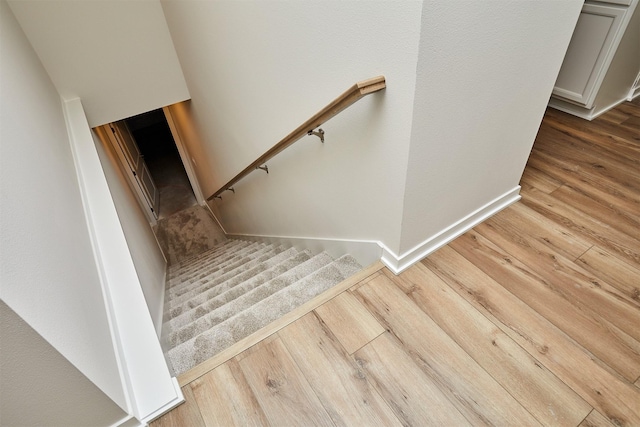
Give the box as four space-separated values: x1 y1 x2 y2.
161 238 362 376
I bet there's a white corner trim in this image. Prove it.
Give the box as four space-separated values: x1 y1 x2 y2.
141 377 185 425
64 97 183 421
163 106 206 204
110 415 143 427
63 97 134 414
156 269 167 338
380 186 522 275
110 377 183 426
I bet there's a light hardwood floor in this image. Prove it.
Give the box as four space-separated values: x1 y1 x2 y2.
151 99 640 426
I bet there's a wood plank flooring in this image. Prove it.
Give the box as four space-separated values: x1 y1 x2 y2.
152 99 640 426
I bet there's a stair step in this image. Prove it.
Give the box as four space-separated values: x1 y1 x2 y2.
169 239 241 275
168 240 257 285
165 251 332 348
168 242 269 295
163 245 290 314
164 247 303 323
168 241 246 284
163 249 312 336
167 254 362 375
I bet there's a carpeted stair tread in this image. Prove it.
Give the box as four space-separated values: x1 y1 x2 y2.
168 241 248 283
170 242 266 289
171 242 266 283
165 245 275 299
169 241 246 278
164 250 330 347
167 254 362 375
169 239 241 274
169 239 252 274
164 249 311 332
168 242 269 293
164 247 305 324
165 245 288 307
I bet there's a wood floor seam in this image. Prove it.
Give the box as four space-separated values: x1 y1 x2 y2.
153 98 640 427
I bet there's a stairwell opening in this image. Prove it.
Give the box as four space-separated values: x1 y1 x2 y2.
124 109 197 220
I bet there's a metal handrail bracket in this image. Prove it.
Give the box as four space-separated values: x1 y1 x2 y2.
207 76 386 201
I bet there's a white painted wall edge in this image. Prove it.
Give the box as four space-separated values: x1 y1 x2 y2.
225 233 382 268
163 106 205 204
63 97 182 420
110 415 143 427
141 378 185 425
64 98 133 414
156 270 167 338
381 186 522 275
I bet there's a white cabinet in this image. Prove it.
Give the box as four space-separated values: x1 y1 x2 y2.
553 3 626 108
550 0 639 119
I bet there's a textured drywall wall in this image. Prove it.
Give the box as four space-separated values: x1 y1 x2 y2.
161 0 422 253
7 0 190 127
93 127 167 334
0 301 127 427
398 0 584 254
0 0 126 409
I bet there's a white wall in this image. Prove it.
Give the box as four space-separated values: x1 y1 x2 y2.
0 0 126 410
7 0 190 127
398 0 584 255
93 127 167 334
165 101 217 199
1 301 127 427
161 0 423 254
162 0 583 264
63 98 182 422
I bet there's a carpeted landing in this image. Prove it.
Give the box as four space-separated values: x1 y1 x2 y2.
161 237 362 376
154 205 227 265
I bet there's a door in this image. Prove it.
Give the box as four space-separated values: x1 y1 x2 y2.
109 122 160 219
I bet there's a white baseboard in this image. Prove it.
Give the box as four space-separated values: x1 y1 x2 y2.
380 186 521 275
225 233 382 268
548 98 596 120
140 377 185 425
592 98 633 118
549 95 633 121
227 188 520 275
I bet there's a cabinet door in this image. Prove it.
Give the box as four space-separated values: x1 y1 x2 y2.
553 3 627 107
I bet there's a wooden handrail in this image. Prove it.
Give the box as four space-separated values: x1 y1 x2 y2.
208 76 386 201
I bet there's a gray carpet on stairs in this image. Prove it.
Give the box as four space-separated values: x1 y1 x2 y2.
154 205 227 264
159 213 363 376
